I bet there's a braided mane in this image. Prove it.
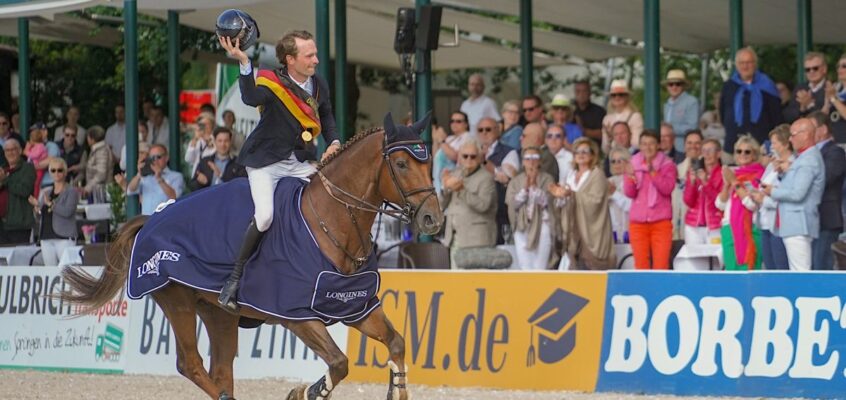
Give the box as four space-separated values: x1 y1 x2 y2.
315 127 384 171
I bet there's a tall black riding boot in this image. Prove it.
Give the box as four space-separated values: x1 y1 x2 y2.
218 219 264 313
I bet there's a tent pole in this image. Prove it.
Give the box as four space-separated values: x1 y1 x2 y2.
700 53 710 114
167 10 180 171
124 0 140 217
316 0 330 155
796 0 812 85
643 0 660 130
519 0 533 97
17 18 30 140
334 0 348 142
729 0 743 62
414 0 432 144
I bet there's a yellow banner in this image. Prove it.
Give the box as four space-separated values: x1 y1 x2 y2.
346 271 607 391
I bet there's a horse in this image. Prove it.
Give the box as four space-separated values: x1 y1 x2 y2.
59 114 443 400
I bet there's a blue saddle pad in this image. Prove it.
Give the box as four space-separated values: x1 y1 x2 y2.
126 177 381 325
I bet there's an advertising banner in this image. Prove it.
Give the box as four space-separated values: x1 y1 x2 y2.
346 270 607 391
0 267 129 373
597 271 846 399
123 295 348 381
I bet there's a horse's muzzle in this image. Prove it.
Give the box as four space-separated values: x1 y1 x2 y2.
415 209 443 236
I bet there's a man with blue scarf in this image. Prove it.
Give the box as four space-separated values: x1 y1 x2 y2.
719 47 784 153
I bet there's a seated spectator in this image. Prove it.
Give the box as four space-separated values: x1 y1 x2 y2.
549 94 583 149
545 124 573 184
607 146 632 243
123 144 185 215
506 146 556 270
0 112 24 167
553 138 616 269
717 135 765 270
0 138 35 244
52 106 86 146
522 95 547 129
602 80 644 154
432 111 473 194
58 125 85 182
623 129 677 269
682 139 724 246
750 125 792 269
188 128 245 191
660 122 684 163
77 126 114 197
521 122 559 182
24 123 49 197
810 111 846 270
120 122 150 171
499 100 523 150
28 158 78 266
478 117 519 244
440 140 497 268
603 121 635 176
222 109 245 155
762 118 825 271
185 114 217 176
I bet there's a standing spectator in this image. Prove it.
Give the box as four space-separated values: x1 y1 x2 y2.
719 47 783 152
677 130 704 181
142 98 154 121
826 54 846 143
521 123 559 182
682 139 723 246
549 94 583 148
188 128 245 191
78 126 114 197
607 147 632 244
522 95 546 128
120 144 185 215
432 111 473 194
776 81 793 114
500 100 523 150
623 129 677 269
28 158 78 266
602 80 644 154
184 114 217 176
545 124 573 184
553 138 616 269
120 122 149 171
602 122 635 176
58 125 85 182
750 125 792 269
146 105 170 147
761 118 825 271
441 140 497 268
810 111 846 270
105 104 126 162
506 147 556 270
0 112 23 167
663 69 700 151
52 106 87 146
700 109 726 143
24 123 48 197
478 117 519 244
573 80 606 144
784 52 829 123
717 135 765 270
32 123 61 190
660 123 683 163
222 109 245 155
0 139 35 244
10 112 19 136
460 73 500 135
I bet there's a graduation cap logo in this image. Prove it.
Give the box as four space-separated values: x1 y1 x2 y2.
527 289 589 366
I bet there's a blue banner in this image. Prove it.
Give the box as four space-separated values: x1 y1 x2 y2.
597 271 846 399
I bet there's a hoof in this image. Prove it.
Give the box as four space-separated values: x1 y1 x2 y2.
286 385 308 400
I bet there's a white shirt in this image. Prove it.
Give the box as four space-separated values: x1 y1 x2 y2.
460 95 501 135
105 122 126 161
53 125 87 147
485 141 519 176
554 148 574 185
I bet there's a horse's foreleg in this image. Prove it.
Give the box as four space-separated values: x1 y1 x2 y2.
284 320 348 400
350 306 409 400
153 287 223 399
196 300 240 398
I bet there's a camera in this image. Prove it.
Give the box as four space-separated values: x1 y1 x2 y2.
691 157 705 172
140 158 154 176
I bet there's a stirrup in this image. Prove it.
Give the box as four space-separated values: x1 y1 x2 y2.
218 279 241 314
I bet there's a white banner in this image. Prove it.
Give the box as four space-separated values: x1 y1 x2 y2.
0 267 130 373
123 293 349 381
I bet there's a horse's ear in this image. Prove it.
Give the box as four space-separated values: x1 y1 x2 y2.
410 111 432 137
383 112 397 141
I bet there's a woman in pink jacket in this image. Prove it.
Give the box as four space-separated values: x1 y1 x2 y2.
623 129 678 269
682 139 724 245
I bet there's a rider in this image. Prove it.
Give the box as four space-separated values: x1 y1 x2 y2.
217 29 340 312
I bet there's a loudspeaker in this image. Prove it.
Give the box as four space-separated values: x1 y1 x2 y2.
393 7 416 54
415 5 442 51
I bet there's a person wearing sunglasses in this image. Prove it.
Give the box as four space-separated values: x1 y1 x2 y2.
602 80 643 155
548 94 583 150
432 111 472 195
506 146 557 270
607 146 632 244
663 70 700 151
28 157 78 266
58 125 84 182
51 106 86 147
521 95 546 129
719 46 783 153
716 135 765 270
441 140 497 269
0 138 35 245
785 52 830 123
824 53 846 142
125 144 185 216
477 117 519 244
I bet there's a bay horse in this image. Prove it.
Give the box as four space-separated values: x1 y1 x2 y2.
60 114 442 400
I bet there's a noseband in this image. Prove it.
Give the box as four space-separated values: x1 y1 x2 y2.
308 135 436 268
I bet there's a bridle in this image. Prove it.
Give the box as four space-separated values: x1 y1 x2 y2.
307 133 436 268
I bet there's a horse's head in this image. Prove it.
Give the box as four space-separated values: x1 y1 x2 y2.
380 112 443 235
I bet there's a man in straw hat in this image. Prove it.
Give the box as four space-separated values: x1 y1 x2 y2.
663 69 700 151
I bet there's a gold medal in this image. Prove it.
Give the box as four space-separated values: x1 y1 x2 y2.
301 130 313 142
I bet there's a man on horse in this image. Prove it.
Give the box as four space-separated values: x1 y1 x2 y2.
217 21 341 312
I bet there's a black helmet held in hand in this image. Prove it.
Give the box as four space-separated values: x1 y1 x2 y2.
215 9 260 51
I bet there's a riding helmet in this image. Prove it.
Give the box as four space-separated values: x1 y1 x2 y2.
215 9 260 51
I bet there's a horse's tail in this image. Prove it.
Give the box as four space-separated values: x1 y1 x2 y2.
61 215 148 314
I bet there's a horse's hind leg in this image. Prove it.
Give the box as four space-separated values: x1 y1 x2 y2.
283 320 349 400
350 306 409 400
196 300 240 398
153 286 223 399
